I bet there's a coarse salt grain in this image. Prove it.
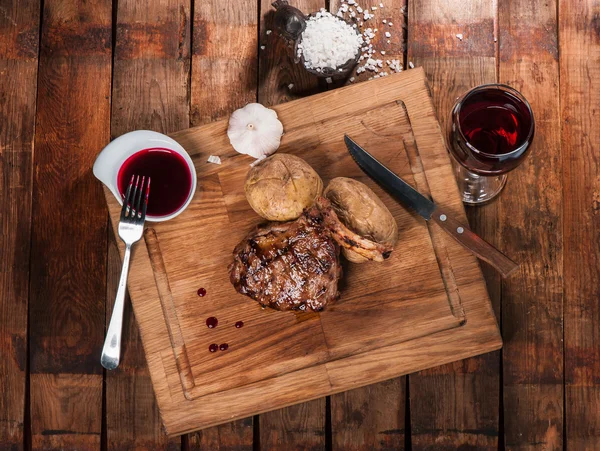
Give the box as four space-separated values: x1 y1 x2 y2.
260 45 265 50
408 61 414 68
456 33 463 40
299 11 363 70
379 2 384 6
207 155 221 165
383 19 387 23
385 31 391 38
288 83 294 89
266 30 272 35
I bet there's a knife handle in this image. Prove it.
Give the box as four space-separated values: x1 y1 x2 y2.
431 208 519 278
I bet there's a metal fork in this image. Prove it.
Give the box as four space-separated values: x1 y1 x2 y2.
101 175 150 370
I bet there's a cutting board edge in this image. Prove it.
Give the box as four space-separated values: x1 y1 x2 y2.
159 323 502 436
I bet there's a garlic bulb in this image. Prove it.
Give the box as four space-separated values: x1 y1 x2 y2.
227 103 284 159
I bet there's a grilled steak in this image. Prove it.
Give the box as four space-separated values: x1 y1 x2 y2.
229 204 342 311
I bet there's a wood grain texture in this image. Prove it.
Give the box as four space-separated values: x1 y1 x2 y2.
102 69 501 435
107 0 190 448
28 0 111 448
327 1 408 446
560 0 600 448
498 0 564 449
257 1 327 448
407 0 502 449
0 0 40 448
191 0 258 126
260 399 326 451
187 0 258 446
331 379 406 450
187 417 253 451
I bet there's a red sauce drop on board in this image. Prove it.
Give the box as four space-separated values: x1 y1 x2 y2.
235 321 244 328
219 343 229 351
206 317 218 328
117 148 192 217
197 287 206 297
208 343 218 353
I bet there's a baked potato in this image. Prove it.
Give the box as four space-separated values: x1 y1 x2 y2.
245 154 323 221
324 177 398 263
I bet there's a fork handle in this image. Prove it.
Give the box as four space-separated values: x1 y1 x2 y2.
101 244 132 370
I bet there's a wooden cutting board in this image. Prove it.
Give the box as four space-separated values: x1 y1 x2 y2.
103 68 502 436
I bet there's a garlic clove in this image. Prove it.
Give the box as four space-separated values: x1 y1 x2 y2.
227 103 284 159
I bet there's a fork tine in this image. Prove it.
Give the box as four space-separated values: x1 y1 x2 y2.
129 175 140 218
133 176 145 220
120 174 135 220
140 177 150 222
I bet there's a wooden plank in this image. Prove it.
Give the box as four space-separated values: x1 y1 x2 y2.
327 4 408 445
0 0 40 448
28 0 111 448
560 0 600 448
187 0 258 447
257 1 327 448
331 379 405 450
407 1 501 449
260 399 326 451
187 418 253 451
106 0 191 448
498 0 564 449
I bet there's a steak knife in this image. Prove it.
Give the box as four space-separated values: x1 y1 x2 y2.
344 135 518 278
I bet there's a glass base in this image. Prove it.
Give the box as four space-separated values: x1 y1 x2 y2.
453 163 507 205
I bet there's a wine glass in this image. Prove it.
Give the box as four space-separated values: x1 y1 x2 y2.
447 84 535 205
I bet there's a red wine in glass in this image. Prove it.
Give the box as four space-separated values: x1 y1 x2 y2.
117 148 192 217
447 84 535 204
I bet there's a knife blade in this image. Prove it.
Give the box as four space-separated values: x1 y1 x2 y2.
344 135 518 278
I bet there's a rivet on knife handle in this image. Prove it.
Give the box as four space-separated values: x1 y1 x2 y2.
431 208 519 278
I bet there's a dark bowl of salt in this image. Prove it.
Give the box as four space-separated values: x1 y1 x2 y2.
272 1 362 80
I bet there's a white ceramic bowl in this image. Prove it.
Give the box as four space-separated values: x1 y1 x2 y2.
93 130 197 222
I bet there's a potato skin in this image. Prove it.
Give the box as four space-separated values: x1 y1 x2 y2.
245 154 323 221
324 177 398 263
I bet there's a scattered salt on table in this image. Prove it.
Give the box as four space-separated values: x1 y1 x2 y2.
207 155 222 165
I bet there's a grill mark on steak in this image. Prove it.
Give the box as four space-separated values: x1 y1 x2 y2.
229 204 342 312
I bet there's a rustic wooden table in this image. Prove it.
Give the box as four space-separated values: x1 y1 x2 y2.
1 0 595 449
